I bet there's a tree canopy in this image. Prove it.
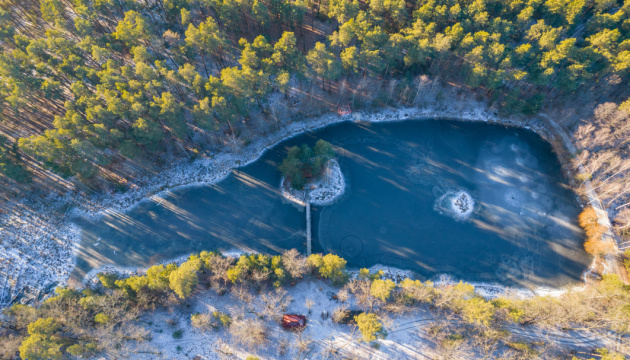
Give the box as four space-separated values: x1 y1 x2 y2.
279 140 335 189
0 0 627 187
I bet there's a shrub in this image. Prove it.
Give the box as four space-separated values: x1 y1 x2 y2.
308 253 348 284
507 341 538 356
459 297 495 326
212 311 232 328
172 330 183 339
97 273 119 289
592 348 627 360
66 342 98 358
400 279 435 304
359 268 383 281
491 298 524 323
229 318 267 350
94 313 112 325
226 254 274 284
332 307 363 324
191 313 211 330
370 279 396 302
354 313 386 342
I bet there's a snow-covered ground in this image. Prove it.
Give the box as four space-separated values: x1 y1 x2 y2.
121 276 615 360
130 279 435 360
281 159 345 206
0 100 606 311
0 198 80 307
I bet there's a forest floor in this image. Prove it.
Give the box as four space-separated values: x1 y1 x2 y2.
0 89 620 311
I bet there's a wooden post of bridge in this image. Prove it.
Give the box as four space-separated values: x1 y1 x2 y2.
306 192 312 257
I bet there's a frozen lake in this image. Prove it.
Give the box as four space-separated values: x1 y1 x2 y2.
73 120 590 287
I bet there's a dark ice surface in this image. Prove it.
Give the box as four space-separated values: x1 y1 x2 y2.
73 119 590 287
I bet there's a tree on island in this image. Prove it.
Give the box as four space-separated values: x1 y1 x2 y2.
279 140 335 189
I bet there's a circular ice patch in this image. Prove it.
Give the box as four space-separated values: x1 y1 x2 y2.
339 235 363 257
434 190 476 220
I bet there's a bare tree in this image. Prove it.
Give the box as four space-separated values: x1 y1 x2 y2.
344 279 377 311
258 288 292 321
413 75 430 106
0 332 21 359
232 285 253 304
206 253 235 288
229 317 268 350
282 249 309 279
614 207 630 230
296 334 314 359
191 312 212 331
305 298 315 313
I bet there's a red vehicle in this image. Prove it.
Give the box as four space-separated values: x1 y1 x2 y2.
338 104 351 116
282 314 307 329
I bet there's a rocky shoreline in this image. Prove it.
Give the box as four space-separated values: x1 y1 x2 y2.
0 100 615 309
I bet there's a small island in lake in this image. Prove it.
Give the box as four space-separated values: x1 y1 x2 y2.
279 140 345 205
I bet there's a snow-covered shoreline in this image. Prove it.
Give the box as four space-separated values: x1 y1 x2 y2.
0 101 598 308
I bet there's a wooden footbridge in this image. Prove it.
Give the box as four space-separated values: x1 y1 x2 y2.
306 196 312 256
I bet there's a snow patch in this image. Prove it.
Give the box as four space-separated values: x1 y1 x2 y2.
433 274 581 300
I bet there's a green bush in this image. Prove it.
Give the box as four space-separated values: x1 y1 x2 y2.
67 342 98 357
355 313 386 342
97 273 119 289
308 253 348 285
212 311 232 328
94 313 112 325
172 330 183 339
507 341 538 356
